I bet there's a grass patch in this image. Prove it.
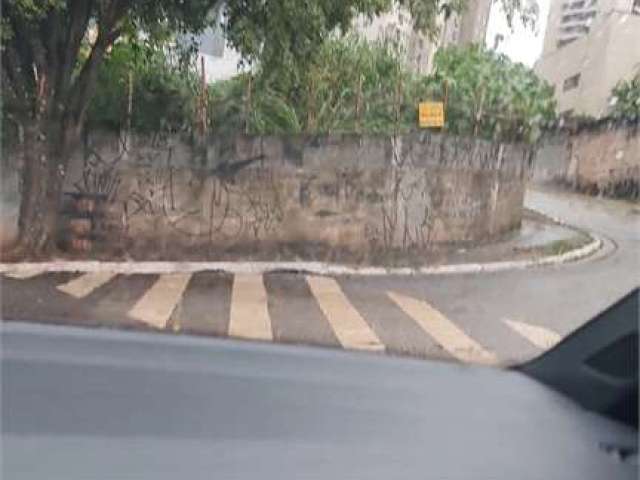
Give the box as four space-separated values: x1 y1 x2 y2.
542 236 589 256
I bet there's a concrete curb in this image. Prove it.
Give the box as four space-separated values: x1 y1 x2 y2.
0 235 602 277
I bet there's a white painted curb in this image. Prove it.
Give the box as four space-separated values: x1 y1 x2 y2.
0 236 602 277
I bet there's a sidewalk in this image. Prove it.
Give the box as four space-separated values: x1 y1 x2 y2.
438 209 592 267
0 205 599 277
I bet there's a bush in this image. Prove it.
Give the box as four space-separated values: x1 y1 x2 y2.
431 45 556 142
610 73 640 123
87 41 199 134
88 38 556 144
207 40 556 143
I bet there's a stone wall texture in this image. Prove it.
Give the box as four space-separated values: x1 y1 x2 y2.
533 123 640 199
3 131 533 259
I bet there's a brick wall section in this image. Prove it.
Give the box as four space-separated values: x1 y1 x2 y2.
533 124 640 199
570 125 640 197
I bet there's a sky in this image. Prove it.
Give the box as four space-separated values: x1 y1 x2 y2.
484 0 551 67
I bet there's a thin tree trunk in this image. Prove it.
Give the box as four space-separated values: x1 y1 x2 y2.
15 122 73 255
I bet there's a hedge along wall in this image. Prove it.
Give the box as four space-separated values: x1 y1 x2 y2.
51 130 533 260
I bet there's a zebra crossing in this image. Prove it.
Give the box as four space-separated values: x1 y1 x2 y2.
128 273 192 329
388 291 498 365
307 276 384 352
229 274 273 341
1 270 564 364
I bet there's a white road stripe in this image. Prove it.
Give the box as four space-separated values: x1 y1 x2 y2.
503 319 561 350
2 271 43 279
229 274 272 341
307 276 384 352
128 274 192 329
388 291 497 365
57 272 117 298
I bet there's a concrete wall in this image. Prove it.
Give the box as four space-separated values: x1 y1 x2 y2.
533 123 640 198
532 132 572 183
3 131 532 259
569 124 640 196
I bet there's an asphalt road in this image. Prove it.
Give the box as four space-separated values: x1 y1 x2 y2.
1 188 639 365
2 321 636 480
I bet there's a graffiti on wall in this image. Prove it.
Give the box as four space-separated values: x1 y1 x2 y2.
66 131 528 257
76 139 286 246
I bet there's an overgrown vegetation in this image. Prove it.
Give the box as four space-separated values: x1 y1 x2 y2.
207 38 411 136
86 39 555 143
430 45 556 142
87 41 199 133
207 41 556 142
610 73 640 123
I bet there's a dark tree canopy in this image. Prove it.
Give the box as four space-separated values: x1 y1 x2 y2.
1 0 220 131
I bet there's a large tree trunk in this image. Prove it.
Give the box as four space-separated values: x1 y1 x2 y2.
15 122 73 255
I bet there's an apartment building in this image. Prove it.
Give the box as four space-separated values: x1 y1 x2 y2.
353 0 492 74
535 0 640 117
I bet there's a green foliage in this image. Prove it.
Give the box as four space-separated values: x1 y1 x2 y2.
3 0 544 138
207 39 555 143
431 45 556 142
221 0 538 88
87 41 199 133
207 37 406 136
610 73 640 123
2 0 538 131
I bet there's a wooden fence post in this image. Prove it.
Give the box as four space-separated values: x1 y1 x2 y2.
200 56 207 139
355 74 363 134
244 74 252 135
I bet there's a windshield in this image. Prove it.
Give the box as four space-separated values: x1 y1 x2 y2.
1 0 638 368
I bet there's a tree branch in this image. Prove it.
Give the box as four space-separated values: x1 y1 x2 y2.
56 0 94 108
67 0 129 128
1 42 29 108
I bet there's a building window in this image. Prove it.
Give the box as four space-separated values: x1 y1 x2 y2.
560 24 590 34
561 11 596 23
563 74 581 91
557 37 578 48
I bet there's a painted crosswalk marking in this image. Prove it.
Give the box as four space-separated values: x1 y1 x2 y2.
57 272 116 298
229 274 272 341
128 274 192 329
307 276 384 352
388 291 497 365
503 319 561 350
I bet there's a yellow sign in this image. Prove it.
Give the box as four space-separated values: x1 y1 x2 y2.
419 102 445 128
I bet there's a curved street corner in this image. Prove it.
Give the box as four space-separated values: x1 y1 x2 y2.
2 188 638 366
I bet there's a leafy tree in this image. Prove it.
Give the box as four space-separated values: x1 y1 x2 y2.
610 73 640 123
1 0 221 254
